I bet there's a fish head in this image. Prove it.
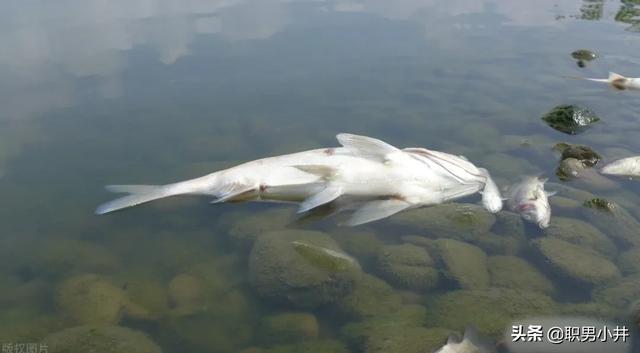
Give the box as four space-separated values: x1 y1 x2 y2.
516 190 551 229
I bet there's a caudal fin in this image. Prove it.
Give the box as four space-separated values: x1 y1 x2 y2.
96 184 171 215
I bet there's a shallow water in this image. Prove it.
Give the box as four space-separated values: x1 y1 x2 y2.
2 0 640 352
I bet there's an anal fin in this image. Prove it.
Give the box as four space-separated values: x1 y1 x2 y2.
345 198 411 226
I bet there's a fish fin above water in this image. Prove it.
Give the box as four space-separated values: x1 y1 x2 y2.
336 133 399 161
210 183 256 203
96 184 170 214
293 164 337 178
298 186 343 213
344 198 411 226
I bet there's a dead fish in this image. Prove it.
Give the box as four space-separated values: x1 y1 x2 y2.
434 327 494 353
291 240 360 272
478 168 503 213
566 71 640 90
505 176 555 229
600 156 640 177
96 133 488 226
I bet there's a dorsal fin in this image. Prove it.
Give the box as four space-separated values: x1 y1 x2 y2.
336 133 400 161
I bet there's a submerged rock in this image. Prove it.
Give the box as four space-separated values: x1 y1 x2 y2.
593 275 640 309
292 240 360 273
227 208 295 249
249 230 359 308
583 198 616 213
375 244 438 291
336 273 402 319
432 239 489 289
487 256 554 295
556 158 618 189
265 340 349 353
36 238 120 275
618 248 640 275
531 237 621 286
343 305 450 353
331 230 383 264
554 143 601 166
581 201 640 247
544 217 617 258
389 203 495 238
259 312 319 345
55 274 149 325
428 289 556 337
541 104 600 134
168 273 206 316
44 325 163 353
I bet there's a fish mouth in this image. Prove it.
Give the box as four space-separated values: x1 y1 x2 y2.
516 203 535 212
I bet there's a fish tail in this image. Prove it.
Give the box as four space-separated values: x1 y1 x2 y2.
95 184 173 214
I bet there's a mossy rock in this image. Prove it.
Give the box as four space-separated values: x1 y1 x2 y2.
427 289 556 337
583 198 616 213
618 248 640 275
432 239 489 289
265 339 349 353
389 203 495 238
558 302 621 319
544 217 617 258
249 230 359 308
375 244 438 291
342 305 445 353
259 312 319 345
227 208 295 249
554 143 601 166
44 325 163 353
55 274 150 325
167 273 206 316
571 49 598 61
531 237 621 287
492 211 526 239
335 273 402 320
541 104 600 134
593 275 640 309
471 232 523 256
488 256 554 295
332 230 384 263
581 201 640 247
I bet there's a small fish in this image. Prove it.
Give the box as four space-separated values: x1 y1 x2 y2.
434 327 494 353
505 176 555 229
567 71 640 90
478 168 503 213
600 156 640 177
291 240 360 272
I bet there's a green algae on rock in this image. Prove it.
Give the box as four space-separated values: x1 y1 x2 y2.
427 289 556 337
583 198 616 213
167 273 206 316
249 229 359 308
571 49 598 61
265 339 349 353
389 203 495 238
375 244 438 291
226 208 296 249
541 105 600 135
55 274 150 325
554 143 601 166
259 312 319 345
531 237 621 286
487 256 554 295
581 201 640 247
331 230 384 264
544 217 617 258
44 325 163 353
36 238 120 276
618 248 640 275
593 275 640 309
432 239 489 289
336 273 403 320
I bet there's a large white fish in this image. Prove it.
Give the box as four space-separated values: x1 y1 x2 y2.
96 133 489 225
568 71 640 90
600 156 640 177
505 176 555 229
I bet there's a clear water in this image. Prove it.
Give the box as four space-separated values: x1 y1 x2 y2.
1 0 640 352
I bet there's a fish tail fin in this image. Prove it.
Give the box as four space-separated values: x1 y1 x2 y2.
563 75 609 83
609 71 626 81
96 184 172 215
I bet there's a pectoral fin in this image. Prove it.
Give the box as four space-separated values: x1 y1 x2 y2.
336 133 400 162
293 165 337 179
345 198 411 226
298 186 343 213
210 183 256 203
